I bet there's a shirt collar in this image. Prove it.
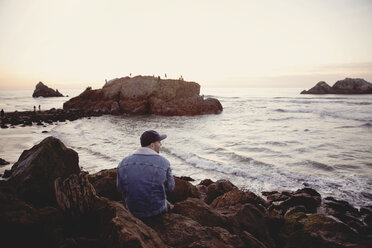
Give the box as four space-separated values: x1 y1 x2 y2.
133 147 159 156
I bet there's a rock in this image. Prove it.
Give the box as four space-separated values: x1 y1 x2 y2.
95 198 167 248
0 157 10 166
0 184 65 247
179 176 195 182
8 136 80 206
63 76 223 116
300 81 333 94
32 81 64 97
166 176 201 204
323 197 359 216
88 168 123 201
2 169 11 178
267 188 321 215
322 197 366 234
199 178 214 187
204 179 237 204
210 188 269 209
280 212 370 248
144 212 249 248
55 172 98 216
172 198 232 231
262 190 291 203
301 78 372 94
284 205 306 217
218 203 276 248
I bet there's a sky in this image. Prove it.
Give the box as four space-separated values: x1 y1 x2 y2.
0 0 372 90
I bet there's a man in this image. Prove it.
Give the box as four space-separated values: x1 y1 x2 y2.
117 130 175 219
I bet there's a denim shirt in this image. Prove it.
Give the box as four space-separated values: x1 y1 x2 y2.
117 147 175 218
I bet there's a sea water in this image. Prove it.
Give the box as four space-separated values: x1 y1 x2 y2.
0 88 371 207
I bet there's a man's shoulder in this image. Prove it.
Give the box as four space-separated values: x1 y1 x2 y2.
158 155 170 166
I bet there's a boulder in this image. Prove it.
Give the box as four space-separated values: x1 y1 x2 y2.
144 212 251 248
88 168 123 201
301 78 372 94
95 199 168 248
218 203 276 248
322 197 366 234
266 188 321 215
32 81 64 97
0 184 65 247
0 157 10 166
172 198 232 231
280 212 371 248
166 176 201 204
204 179 237 204
55 172 98 216
211 188 269 209
8 136 80 206
63 76 223 116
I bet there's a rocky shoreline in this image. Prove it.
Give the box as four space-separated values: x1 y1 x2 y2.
0 137 371 248
0 108 103 129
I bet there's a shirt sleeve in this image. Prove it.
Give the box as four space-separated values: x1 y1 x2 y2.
165 160 175 192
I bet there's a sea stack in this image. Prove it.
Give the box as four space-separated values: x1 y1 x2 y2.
32 81 64 97
63 76 223 116
301 78 372 94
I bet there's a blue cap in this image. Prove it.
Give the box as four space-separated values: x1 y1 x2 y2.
140 130 167 147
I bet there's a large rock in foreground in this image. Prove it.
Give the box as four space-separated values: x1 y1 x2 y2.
63 76 223 116
301 78 372 94
32 81 64 97
7 136 80 206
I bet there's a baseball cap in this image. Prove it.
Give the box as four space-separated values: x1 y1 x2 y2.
140 130 167 147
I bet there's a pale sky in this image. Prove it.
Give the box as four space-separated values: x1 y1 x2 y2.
0 0 372 90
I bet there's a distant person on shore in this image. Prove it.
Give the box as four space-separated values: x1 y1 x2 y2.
38 105 41 111
0 109 4 118
33 106 36 112
117 130 175 219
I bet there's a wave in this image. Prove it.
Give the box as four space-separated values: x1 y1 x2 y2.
347 102 372 106
361 123 372 127
304 160 335 171
268 117 296 121
274 108 286 112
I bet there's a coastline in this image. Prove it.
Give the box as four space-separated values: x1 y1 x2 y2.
0 136 371 247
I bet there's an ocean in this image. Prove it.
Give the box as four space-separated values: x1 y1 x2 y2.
1 88 371 207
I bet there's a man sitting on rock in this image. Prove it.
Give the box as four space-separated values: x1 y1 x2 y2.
117 130 175 219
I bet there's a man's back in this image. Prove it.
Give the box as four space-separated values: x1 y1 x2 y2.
117 147 175 219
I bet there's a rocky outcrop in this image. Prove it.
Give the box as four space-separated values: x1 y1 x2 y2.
0 157 10 166
301 78 372 94
0 137 371 248
0 108 101 129
32 81 64 97
63 76 223 116
7 136 80 207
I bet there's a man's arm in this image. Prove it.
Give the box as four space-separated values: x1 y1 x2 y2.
165 163 175 192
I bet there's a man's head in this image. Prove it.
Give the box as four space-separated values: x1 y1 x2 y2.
140 130 167 153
